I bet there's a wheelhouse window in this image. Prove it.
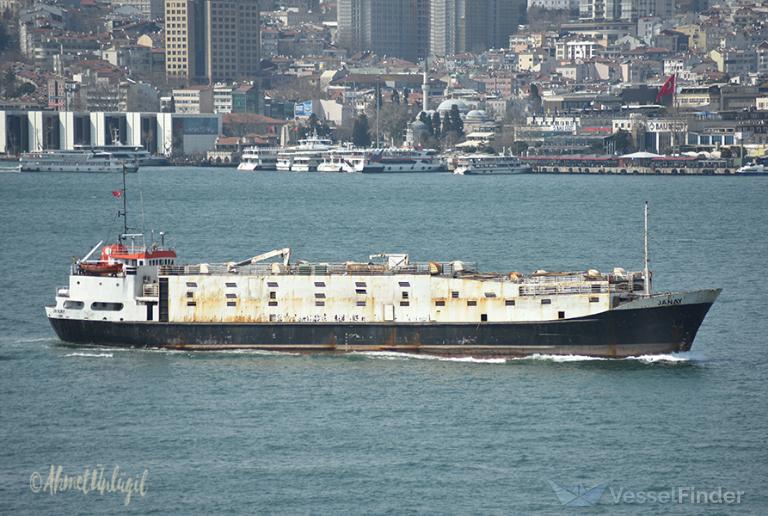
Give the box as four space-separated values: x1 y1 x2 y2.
64 300 84 310
505 299 515 306
435 300 445 307
267 281 279 288
467 300 477 307
91 302 123 311
314 281 326 288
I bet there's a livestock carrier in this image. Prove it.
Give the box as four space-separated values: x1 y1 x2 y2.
45 184 720 356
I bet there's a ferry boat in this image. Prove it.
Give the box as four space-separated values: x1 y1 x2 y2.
237 146 279 171
75 144 168 167
45 195 720 357
276 135 336 172
366 149 445 173
19 150 139 173
317 149 385 173
453 154 531 175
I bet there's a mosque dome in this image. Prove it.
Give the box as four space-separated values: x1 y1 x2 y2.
465 110 490 122
436 99 469 115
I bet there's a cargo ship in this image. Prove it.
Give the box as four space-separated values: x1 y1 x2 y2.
45 179 720 356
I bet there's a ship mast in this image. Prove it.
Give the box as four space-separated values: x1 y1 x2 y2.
120 162 128 240
643 201 651 296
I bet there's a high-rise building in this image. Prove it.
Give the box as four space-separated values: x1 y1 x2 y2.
336 0 429 62
205 0 261 82
165 0 206 81
581 0 670 20
579 0 621 20
113 0 165 19
430 0 522 57
165 0 260 83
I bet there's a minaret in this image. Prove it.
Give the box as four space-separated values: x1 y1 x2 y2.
422 57 429 112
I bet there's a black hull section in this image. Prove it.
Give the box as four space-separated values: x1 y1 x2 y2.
48 302 716 358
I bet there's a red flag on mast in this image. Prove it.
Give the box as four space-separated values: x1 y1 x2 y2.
656 74 676 103
112 190 122 198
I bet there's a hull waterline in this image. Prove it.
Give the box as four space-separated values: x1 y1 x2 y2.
48 296 717 358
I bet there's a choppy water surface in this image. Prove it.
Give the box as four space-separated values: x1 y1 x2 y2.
1 168 767 514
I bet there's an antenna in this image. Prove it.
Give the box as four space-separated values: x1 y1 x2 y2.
643 201 651 296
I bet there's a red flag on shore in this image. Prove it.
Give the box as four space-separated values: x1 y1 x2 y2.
112 190 122 198
656 74 676 103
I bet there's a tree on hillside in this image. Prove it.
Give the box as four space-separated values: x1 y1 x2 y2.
372 102 413 146
299 113 331 138
352 114 371 147
419 111 433 135
449 104 464 136
613 129 632 154
441 111 452 135
431 111 441 138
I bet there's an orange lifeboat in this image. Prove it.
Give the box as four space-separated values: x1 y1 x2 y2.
78 261 124 276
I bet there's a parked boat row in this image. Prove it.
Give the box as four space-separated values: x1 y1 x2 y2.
237 141 522 175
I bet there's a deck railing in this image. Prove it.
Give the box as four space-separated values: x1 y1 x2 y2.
159 261 478 277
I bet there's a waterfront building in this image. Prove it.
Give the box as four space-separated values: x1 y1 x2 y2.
0 110 221 157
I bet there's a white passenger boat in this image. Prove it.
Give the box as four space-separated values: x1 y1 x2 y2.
76 144 168 166
291 154 326 172
238 146 279 171
366 148 445 173
276 135 337 172
736 163 768 175
19 150 139 173
317 149 385 173
453 154 531 175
